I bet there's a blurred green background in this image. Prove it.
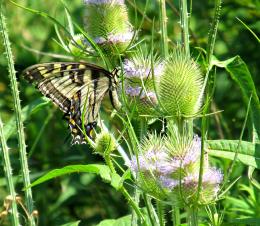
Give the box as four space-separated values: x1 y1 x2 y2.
0 0 259 225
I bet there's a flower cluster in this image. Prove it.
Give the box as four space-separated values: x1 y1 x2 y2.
129 132 223 206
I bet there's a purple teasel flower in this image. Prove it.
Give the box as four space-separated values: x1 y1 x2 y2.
93 31 133 45
125 86 158 105
159 135 201 175
123 59 164 79
183 167 223 188
159 176 179 190
129 148 168 173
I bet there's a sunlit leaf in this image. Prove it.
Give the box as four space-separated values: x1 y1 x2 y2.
27 164 111 189
96 215 132 226
212 56 260 141
229 218 260 225
207 140 260 168
60 221 81 226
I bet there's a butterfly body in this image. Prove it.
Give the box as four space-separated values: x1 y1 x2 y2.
23 62 121 144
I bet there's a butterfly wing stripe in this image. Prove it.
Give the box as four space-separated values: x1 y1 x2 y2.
91 70 100 120
38 81 71 112
23 62 112 81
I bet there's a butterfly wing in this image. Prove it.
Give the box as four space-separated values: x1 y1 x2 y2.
22 62 113 144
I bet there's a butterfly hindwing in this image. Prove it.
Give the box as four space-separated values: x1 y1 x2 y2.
22 62 118 144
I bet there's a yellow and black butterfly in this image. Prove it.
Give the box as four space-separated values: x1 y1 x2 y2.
22 62 121 144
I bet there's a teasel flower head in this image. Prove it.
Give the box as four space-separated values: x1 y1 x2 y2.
129 128 223 206
158 48 203 118
83 0 133 55
128 134 168 199
122 51 164 116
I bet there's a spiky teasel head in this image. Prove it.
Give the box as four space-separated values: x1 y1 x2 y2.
158 48 203 118
161 126 223 206
95 131 116 155
128 128 223 205
162 128 201 180
129 134 168 199
83 0 133 55
123 51 164 116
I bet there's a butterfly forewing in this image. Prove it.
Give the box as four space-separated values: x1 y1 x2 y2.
22 62 118 144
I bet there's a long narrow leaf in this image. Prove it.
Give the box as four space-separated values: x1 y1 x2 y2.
208 140 260 168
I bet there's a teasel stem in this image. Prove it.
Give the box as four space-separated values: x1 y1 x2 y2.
0 2 36 225
172 206 181 226
199 0 222 102
143 194 156 226
121 187 148 226
157 200 165 226
197 0 222 204
0 117 20 225
158 0 168 57
131 189 140 226
187 206 198 226
179 0 190 57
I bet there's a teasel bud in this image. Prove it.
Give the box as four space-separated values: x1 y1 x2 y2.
123 52 164 116
83 0 133 55
158 48 203 117
95 131 116 155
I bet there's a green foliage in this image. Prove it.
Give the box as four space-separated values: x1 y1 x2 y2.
96 214 131 226
208 140 260 168
0 0 259 225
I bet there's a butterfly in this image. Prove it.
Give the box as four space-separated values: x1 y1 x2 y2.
22 62 121 144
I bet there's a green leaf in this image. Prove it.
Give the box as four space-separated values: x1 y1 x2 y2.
212 55 260 141
60 221 80 226
248 166 260 190
111 169 131 190
96 215 132 226
27 164 111 189
207 140 260 168
228 218 260 225
4 97 50 140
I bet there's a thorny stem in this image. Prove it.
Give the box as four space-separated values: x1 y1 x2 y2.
121 187 148 226
187 206 198 226
0 2 36 225
179 0 190 57
159 0 169 57
0 117 20 225
172 206 181 226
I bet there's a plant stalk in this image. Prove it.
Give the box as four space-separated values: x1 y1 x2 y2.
0 2 36 225
131 189 140 226
156 200 165 226
172 206 181 226
159 0 169 57
179 0 190 57
187 206 198 226
0 117 20 225
121 187 148 226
